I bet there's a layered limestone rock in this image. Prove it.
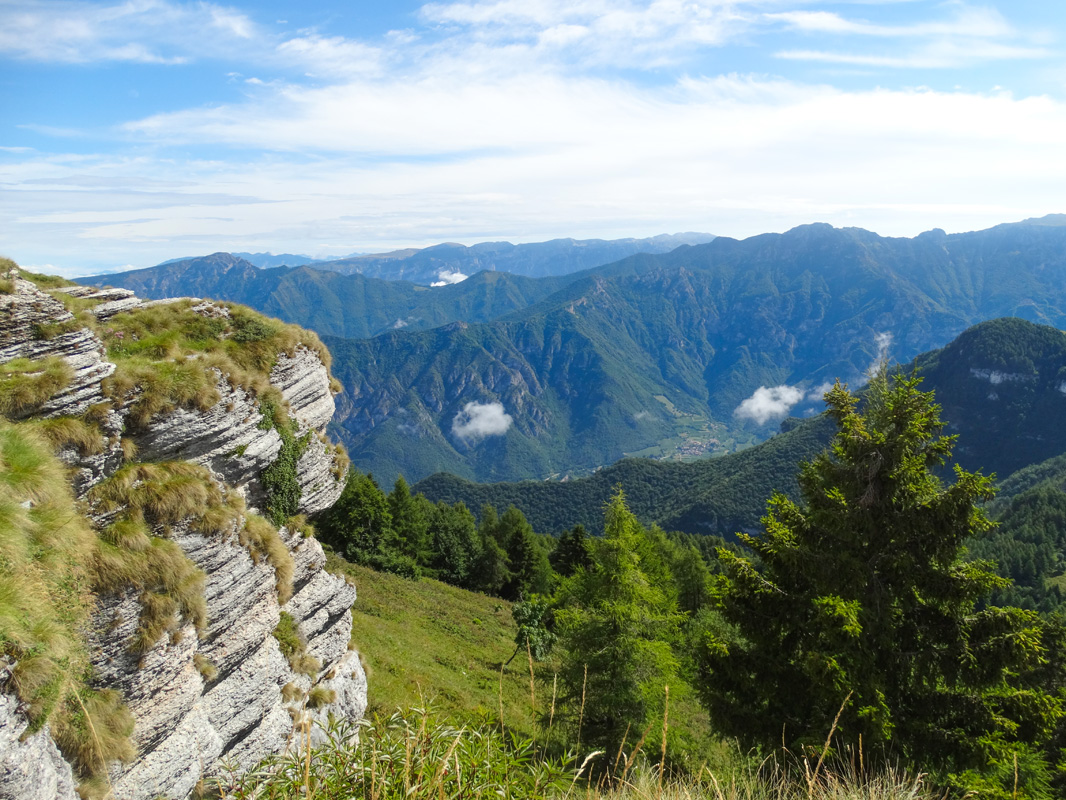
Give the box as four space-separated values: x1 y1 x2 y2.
0 275 115 419
89 519 366 800
0 695 77 800
0 272 364 800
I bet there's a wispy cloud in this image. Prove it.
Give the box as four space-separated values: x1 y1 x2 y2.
0 0 258 63
765 7 1015 39
2 0 1064 273
7 77 1066 273
419 0 755 68
777 41 1049 69
768 5 1048 69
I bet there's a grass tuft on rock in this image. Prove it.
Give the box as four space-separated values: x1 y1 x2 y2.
29 416 107 456
0 356 74 418
88 462 246 651
0 422 134 785
241 513 296 603
306 685 337 709
273 611 320 678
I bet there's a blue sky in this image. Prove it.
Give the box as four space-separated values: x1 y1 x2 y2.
2 0 1065 275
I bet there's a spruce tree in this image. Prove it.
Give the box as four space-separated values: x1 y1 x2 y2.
698 373 1061 794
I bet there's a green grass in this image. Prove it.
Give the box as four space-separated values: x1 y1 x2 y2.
327 556 541 738
0 422 135 789
328 555 717 770
213 704 932 800
0 356 74 418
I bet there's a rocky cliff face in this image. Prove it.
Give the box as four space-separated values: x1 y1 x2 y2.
0 272 364 800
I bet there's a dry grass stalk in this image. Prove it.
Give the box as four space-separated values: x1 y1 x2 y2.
612 723 633 783
622 721 654 784
527 637 537 745
807 690 853 798
659 685 670 798
578 663 588 746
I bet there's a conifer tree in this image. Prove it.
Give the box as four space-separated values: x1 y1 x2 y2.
388 476 431 563
698 373 1061 794
554 491 681 752
499 506 553 600
316 470 394 564
476 504 512 595
551 524 592 577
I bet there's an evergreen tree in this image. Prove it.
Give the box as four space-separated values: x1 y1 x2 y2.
427 501 481 588
498 506 553 600
669 542 712 615
551 524 593 577
475 504 512 595
554 491 681 752
388 476 432 563
698 374 1062 794
316 470 395 564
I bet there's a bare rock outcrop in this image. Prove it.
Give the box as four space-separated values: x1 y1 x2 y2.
0 272 364 800
0 695 77 800
0 275 115 418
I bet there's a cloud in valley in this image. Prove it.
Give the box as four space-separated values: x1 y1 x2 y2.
734 385 805 425
867 332 894 375
431 270 469 287
452 401 513 443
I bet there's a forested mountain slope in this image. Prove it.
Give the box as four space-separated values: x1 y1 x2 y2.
80 252 579 338
331 220 1066 483
415 318 1066 538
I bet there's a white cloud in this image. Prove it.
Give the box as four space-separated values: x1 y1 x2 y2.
3 2 1066 271
431 270 469 286
776 41 1048 69
867 331 893 374
764 7 1015 39
768 5 1047 69
0 0 259 64
806 382 834 401
452 401 513 442
734 385 805 425
276 34 386 77
419 0 754 68
8 77 1066 272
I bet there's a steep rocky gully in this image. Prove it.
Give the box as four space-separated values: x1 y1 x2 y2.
0 270 366 799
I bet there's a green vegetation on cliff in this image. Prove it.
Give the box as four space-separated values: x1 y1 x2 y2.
0 422 135 790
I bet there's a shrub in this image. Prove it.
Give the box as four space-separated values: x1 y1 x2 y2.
261 421 311 526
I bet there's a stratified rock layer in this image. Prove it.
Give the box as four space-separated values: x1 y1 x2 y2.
0 275 363 800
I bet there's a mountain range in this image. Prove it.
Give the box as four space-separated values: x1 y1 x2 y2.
287 234 716 284
122 233 716 286
82 252 581 339
415 317 1066 539
80 216 1066 486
